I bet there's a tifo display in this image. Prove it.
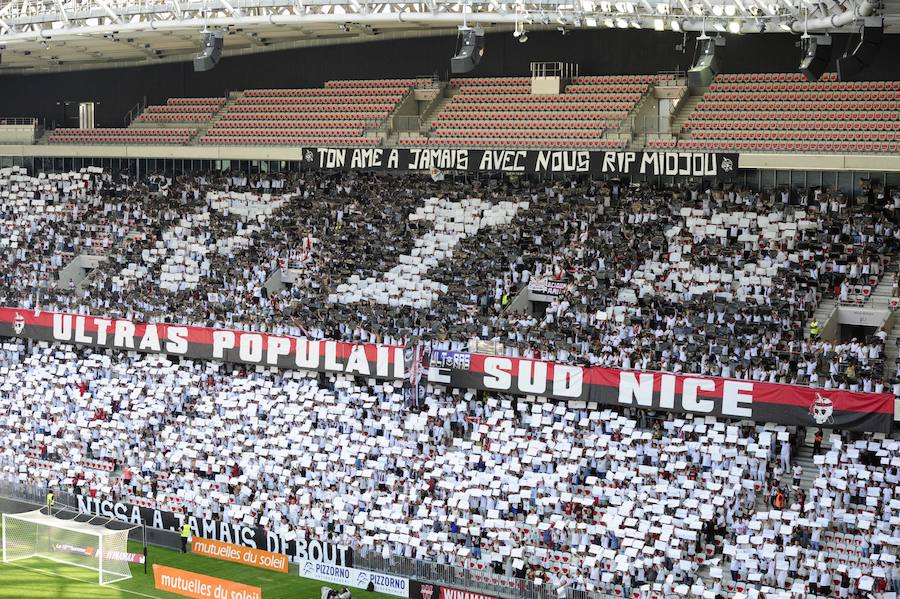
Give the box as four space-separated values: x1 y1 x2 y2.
0 154 898 599
3 0 900 594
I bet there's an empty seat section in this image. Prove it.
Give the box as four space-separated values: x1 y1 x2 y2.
200 79 418 146
135 98 226 123
678 72 900 153
47 128 197 144
412 76 650 149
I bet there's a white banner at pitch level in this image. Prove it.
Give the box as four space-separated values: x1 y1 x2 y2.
299 560 409 597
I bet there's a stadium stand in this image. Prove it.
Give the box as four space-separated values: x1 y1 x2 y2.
1 166 897 392
0 167 138 293
37 75 676 149
46 97 224 145
0 340 896 597
723 431 900 595
6 74 900 599
403 75 661 149
36 73 900 153
676 73 900 153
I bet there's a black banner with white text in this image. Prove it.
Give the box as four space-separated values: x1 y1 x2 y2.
74 495 352 566
300 148 739 179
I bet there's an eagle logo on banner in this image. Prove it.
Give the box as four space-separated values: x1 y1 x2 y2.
13 312 25 335
720 157 734 173
304 150 315 163
809 393 835 425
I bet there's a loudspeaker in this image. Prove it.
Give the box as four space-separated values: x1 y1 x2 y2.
450 28 484 74
837 20 883 81
687 37 719 89
193 30 224 72
799 35 831 82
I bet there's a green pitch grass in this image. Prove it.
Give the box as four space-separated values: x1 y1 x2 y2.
0 537 399 599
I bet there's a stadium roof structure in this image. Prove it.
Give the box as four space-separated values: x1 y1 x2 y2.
0 0 895 72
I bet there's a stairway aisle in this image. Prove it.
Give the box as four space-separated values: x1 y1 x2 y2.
670 94 704 136
792 444 819 492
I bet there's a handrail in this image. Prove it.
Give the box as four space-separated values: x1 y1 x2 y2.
383 84 419 134
123 96 148 127
530 62 579 79
0 117 40 126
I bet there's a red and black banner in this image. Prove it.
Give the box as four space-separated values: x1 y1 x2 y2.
0 308 404 380
428 350 895 434
1 308 893 433
408 582 498 599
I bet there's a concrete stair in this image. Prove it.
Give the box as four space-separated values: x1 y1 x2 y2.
807 296 838 340
126 93 240 143
793 428 844 486
629 133 646 150
624 91 657 149
792 444 819 491
191 93 243 143
621 92 655 136
671 94 704 136
419 93 455 134
869 271 896 308
885 313 900 365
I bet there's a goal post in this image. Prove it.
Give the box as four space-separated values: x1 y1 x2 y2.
2 509 133 585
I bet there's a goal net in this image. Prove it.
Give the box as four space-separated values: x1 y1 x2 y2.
2 509 133 585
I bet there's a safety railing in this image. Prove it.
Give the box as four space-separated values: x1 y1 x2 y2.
0 117 40 126
0 476 614 599
123 97 147 127
0 478 49 506
530 62 580 79
354 552 617 599
656 70 687 83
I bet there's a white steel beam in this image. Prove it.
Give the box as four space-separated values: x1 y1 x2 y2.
94 0 124 23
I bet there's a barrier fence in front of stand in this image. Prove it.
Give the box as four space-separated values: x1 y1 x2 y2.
354 552 617 599
0 478 615 599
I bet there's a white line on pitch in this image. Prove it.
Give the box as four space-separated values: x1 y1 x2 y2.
0 560 164 599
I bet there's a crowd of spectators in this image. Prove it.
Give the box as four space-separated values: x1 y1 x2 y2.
0 167 142 293
1 165 899 598
2 165 899 393
722 432 900 598
0 339 896 598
